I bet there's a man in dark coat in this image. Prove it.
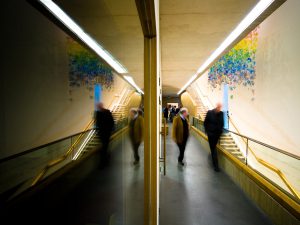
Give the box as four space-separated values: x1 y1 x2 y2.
204 103 224 172
163 104 170 122
175 104 181 115
172 108 189 166
95 102 114 166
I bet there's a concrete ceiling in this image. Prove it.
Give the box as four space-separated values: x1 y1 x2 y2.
54 0 259 96
160 0 258 96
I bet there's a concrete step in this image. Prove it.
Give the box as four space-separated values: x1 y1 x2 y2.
225 147 240 151
221 144 237 148
87 144 99 147
220 136 232 139
220 140 234 143
220 141 235 145
231 151 243 155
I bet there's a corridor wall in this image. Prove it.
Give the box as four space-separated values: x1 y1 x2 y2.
195 0 300 156
0 0 132 158
180 92 196 118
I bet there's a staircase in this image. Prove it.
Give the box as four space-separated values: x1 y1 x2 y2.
111 104 127 121
219 133 245 161
187 85 209 120
197 105 209 120
74 88 134 160
110 88 133 121
187 83 246 163
79 134 101 157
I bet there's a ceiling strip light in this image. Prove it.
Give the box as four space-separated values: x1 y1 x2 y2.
177 0 275 95
39 0 128 74
177 74 197 95
123 75 144 95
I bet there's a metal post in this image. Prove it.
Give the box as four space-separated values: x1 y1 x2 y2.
227 112 230 130
163 118 166 176
246 138 249 165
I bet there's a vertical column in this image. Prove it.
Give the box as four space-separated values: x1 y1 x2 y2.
144 36 158 225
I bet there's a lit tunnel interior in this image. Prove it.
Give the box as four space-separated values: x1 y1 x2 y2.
0 0 299 225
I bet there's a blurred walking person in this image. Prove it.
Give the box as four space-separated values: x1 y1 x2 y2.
95 102 114 167
175 104 181 115
170 106 176 122
204 103 224 172
129 108 144 165
163 104 170 123
172 108 189 166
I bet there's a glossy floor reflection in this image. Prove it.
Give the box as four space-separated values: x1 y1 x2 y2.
159 124 273 225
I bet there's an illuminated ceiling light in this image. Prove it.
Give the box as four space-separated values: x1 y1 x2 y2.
177 74 197 95
39 0 128 74
177 0 275 95
123 75 144 95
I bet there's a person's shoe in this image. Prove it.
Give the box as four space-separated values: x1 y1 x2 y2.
178 161 184 166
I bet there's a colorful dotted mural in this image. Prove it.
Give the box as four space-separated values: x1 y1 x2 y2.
67 37 114 99
208 27 259 100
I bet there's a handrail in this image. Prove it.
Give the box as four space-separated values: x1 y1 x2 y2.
188 86 300 199
31 119 95 186
224 128 300 160
192 117 300 200
227 118 300 199
30 117 129 186
0 128 94 164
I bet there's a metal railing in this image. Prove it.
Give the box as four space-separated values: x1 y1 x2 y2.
0 117 129 200
30 119 95 186
31 117 129 186
192 117 300 201
160 118 167 175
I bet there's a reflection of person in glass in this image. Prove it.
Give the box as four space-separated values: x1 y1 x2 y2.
129 108 144 165
95 102 114 167
204 103 224 172
172 108 189 166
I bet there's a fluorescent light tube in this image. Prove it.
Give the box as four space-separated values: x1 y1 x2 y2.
177 74 197 95
123 75 144 95
178 0 275 95
39 0 128 74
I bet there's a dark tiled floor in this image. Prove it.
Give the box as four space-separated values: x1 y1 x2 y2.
159 123 273 225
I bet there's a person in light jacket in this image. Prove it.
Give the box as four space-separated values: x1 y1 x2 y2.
129 108 144 165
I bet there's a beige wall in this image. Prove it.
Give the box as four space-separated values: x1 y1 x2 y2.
191 0 300 193
0 0 132 158
127 92 142 111
180 92 196 118
195 0 300 156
